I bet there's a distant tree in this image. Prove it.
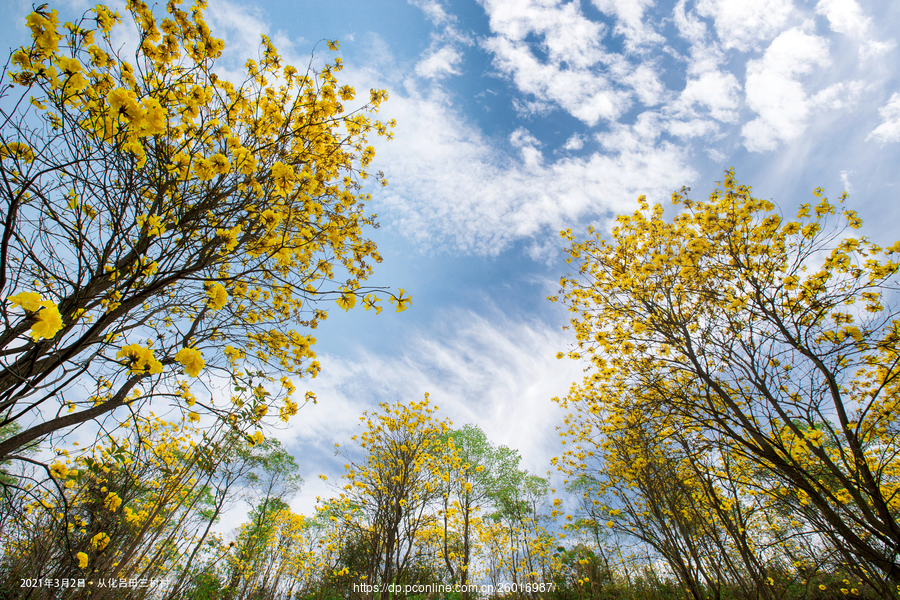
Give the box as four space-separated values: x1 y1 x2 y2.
334 394 448 600
221 438 303 600
435 424 520 598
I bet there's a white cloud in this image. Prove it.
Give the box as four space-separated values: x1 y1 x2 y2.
482 33 628 126
590 0 665 49
840 169 853 192
809 80 864 110
373 87 695 255
510 127 543 166
707 148 728 162
674 70 742 123
410 0 474 81
628 63 666 106
867 93 900 144
741 28 831 152
416 44 464 78
695 0 795 51
673 0 712 48
206 2 294 72
480 0 607 67
673 0 733 87
816 0 870 38
563 134 585 151
479 0 673 125
815 0 896 59
408 0 454 25
666 118 718 139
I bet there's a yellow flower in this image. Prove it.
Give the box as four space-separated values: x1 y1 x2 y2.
206 283 228 310
8 292 43 312
389 289 412 313
280 398 298 421
139 97 166 135
144 214 166 237
30 303 64 341
260 209 282 230
336 288 356 311
117 343 163 375
224 345 243 365
0 142 36 163
192 156 214 181
231 146 256 175
819 585 827 591
91 532 110 551
175 347 204 377
8 292 63 340
93 6 120 33
107 88 142 121
210 153 229 174
103 492 122 512
216 225 241 252
76 552 88 568
270 162 296 197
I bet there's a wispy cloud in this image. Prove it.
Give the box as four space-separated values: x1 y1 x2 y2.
816 0 896 59
410 0 473 79
590 0 664 50
372 85 696 255
416 44 465 78
280 308 583 513
188 0 896 258
867 93 900 144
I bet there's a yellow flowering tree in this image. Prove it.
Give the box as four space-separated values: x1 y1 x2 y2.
553 170 900 595
0 414 311 599
1 416 224 594
0 1 405 464
333 394 449 599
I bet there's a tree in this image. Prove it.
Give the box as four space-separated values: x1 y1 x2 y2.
553 169 900 594
333 394 448 600
0 415 236 600
435 424 520 598
0 1 406 464
221 437 303 600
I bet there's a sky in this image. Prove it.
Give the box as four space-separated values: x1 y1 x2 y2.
2 0 900 526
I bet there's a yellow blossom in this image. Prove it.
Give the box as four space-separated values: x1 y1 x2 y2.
91 532 110 551
103 492 122 512
117 344 163 375
174 347 204 377
205 282 228 310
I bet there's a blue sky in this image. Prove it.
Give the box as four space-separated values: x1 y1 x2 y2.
3 0 900 522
